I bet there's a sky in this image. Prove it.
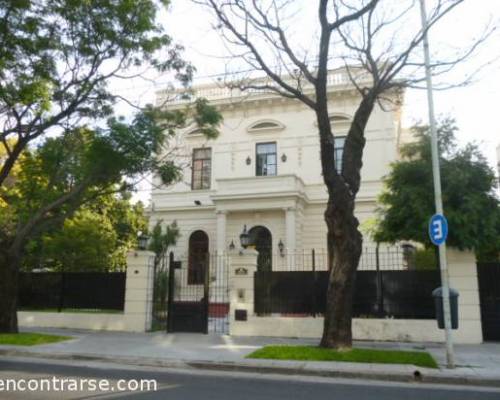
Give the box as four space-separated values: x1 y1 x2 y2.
112 1 500 204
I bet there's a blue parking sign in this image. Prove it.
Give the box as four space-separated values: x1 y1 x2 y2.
429 214 448 245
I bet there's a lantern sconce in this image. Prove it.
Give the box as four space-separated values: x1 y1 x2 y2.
137 232 149 250
229 240 236 251
278 239 285 257
246 156 251 165
281 153 287 162
239 225 251 249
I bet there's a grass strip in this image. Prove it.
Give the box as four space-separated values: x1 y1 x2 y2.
247 345 438 369
0 332 72 346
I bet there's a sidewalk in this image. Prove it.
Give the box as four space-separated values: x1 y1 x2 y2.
1 328 500 387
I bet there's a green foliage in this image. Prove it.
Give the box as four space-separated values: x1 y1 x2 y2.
375 118 500 260
0 0 180 123
22 193 146 272
149 219 179 330
148 219 180 261
0 0 224 190
413 248 438 270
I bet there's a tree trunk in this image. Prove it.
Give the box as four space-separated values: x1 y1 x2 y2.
0 250 20 333
320 189 363 349
316 92 375 349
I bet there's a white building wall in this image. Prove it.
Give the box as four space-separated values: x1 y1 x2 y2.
151 73 403 256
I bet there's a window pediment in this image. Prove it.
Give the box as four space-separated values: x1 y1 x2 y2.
247 120 285 133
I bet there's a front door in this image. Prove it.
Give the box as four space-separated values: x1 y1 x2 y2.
249 226 272 271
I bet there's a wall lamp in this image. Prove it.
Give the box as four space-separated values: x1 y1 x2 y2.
240 225 251 249
278 239 285 257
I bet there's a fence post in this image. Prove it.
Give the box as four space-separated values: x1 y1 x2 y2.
166 252 175 333
203 252 210 334
227 248 258 335
124 250 155 332
446 249 483 343
312 249 317 317
375 243 384 317
58 270 65 312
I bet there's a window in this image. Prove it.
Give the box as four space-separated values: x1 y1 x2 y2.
192 148 211 190
334 136 346 174
256 142 277 176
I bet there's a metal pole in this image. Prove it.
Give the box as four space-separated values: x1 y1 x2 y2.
418 0 455 369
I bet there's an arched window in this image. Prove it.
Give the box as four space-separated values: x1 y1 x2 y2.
247 120 285 133
188 230 209 284
249 226 272 271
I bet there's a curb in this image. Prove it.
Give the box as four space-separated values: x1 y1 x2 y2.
0 349 499 389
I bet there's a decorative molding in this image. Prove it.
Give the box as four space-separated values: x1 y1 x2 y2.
247 119 285 133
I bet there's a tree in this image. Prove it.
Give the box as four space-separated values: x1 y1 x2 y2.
375 118 500 261
1 105 220 332
22 192 147 272
196 0 491 348
0 0 222 333
0 0 192 188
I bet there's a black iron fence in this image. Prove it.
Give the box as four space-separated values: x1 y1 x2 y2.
18 272 126 312
254 247 441 319
477 262 500 341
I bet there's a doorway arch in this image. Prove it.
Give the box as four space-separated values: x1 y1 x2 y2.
249 226 272 271
188 230 209 284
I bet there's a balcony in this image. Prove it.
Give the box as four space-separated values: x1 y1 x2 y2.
156 68 371 108
211 174 307 211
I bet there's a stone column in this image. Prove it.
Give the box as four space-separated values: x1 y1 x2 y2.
285 207 297 268
447 249 483 343
227 248 258 335
216 210 227 254
124 250 155 332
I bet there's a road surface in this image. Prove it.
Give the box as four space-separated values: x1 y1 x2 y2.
0 357 498 399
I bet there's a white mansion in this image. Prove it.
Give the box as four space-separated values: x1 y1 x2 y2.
149 71 406 269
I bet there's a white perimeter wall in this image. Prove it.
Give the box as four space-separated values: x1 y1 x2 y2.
230 249 483 344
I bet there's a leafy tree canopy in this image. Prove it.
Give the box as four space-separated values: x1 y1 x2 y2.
0 0 195 186
23 193 146 272
375 118 500 261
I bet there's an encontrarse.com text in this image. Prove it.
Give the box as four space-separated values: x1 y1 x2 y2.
0 377 157 392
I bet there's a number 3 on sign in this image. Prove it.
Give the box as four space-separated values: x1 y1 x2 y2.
429 214 448 246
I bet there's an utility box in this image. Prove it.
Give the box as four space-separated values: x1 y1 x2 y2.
432 287 459 329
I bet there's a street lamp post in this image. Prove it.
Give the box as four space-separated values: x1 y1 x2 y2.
419 0 455 369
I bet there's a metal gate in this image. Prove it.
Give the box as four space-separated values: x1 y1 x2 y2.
166 252 229 334
477 262 500 341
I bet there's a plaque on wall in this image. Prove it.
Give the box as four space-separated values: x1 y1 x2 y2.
235 267 248 276
173 261 182 269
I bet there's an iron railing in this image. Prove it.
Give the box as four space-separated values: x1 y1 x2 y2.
254 247 441 319
18 272 126 312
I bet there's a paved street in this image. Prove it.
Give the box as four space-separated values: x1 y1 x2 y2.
0 357 499 400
